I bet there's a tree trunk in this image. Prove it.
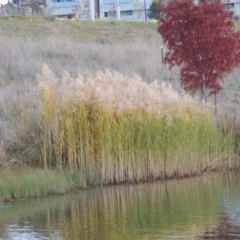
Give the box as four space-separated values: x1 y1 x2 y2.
201 76 206 101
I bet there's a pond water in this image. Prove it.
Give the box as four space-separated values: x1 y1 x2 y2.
1 172 240 240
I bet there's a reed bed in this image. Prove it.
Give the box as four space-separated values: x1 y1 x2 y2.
37 65 233 185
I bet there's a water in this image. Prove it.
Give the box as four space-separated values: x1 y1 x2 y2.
1 172 240 239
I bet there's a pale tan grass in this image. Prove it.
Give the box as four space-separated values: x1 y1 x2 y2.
0 38 163 85
38 65 209 122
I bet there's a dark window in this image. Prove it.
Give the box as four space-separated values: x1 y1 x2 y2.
104 12 108 17
126 10 133 16
103 0 131 4
226 3 234 9
121 10 133 16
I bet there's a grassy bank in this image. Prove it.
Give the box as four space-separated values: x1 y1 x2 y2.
0 166 88 202
0 17 240 201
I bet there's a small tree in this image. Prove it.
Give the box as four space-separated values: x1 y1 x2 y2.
148 0 161 19
158 0 240 100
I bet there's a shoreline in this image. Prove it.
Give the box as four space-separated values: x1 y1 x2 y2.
1 163 239 203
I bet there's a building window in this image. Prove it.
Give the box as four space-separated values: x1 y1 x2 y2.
226 3 234 9
103 0 132 4
126 10 132 16
104 12 108 17
121 10 133 16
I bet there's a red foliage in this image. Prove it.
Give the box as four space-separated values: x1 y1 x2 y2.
158 0 240 96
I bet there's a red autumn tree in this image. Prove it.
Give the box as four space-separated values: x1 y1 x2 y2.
157 0 240 99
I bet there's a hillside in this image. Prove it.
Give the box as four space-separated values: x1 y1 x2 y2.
0 17 158 41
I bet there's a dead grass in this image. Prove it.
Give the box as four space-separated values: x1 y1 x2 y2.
0 17 158 41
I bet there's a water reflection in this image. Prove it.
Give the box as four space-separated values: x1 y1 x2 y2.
198 174 240 239
0 172 240 239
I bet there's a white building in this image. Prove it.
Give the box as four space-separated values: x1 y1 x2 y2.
224 0 240 18
46 0 83 18
46 0 236 21
46 0 152 20
98 0 152 20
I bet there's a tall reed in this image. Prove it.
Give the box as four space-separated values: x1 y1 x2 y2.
38 65 234 185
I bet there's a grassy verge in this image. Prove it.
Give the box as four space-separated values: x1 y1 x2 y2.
0 166 88 202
